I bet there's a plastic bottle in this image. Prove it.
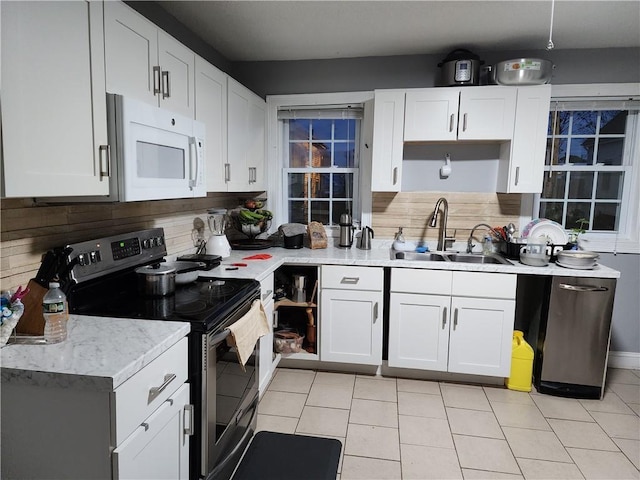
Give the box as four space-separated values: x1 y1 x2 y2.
482 235 494 254
42 282 68 343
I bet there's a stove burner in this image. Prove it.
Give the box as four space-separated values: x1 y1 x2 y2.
196 279 237 297
175 300 209 315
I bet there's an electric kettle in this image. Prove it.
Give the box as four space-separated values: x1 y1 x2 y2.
357 226 374 250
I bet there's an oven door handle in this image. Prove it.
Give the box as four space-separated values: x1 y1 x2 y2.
209 329 231 346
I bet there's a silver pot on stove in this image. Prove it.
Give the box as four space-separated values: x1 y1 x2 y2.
136 261 205 296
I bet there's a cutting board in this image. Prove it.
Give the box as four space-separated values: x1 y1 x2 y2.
15 279 47 335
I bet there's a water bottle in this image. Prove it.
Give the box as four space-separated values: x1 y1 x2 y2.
43 282 68 343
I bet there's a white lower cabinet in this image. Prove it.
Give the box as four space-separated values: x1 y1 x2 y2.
320 266 383 365
258 273 276 395
389 269 516 377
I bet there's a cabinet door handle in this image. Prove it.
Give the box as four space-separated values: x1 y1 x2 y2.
99 144 110 180
184 404 194 436
148 373 176 403
462 113 468 132
225 163 231 182
449 114 455 132
161 70 170 99
392 166 398 185
442 307 447 329
153 66 161 95
515 166 520 186
453 308 458 330
340 277 360 285
373 302 379 323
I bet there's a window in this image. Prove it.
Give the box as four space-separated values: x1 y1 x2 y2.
280 109 362 226
534 86 640 252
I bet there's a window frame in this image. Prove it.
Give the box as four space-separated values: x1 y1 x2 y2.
533 83 640 254
266 91 374 236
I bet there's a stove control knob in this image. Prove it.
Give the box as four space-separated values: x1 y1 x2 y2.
77 253 89 266
90 251 101 264
142 239 151 249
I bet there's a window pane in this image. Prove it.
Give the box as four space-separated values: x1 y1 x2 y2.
596 138 624 165
596 172 624 200
333 173 353 198
571 111 598 135
289 200 307 224
334 142 355 167
332 201 351 225
566 202 591 230
546 138 567 165
309 173 330 198
290 143 309 167
311 143 331 167
600 110 627 134
289 120 310 141
311 120 331 140
310 201 329 224
568 172 593 199
541 171 566 198
548 111 571 135
334 119 356 140
288 173 306 198
593 203 619 230
539 201 564 224
568 138 593 164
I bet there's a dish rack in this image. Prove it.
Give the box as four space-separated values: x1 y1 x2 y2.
499 241 573 261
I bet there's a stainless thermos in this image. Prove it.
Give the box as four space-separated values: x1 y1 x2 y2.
338 212 354 248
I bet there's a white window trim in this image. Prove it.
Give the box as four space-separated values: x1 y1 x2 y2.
266 91 374 234
529 83 640 254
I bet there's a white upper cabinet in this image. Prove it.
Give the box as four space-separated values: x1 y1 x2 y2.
1 1 110 198
404 86 517 142
226 78 267 192
104 1 195 118
497 85 552 193
371 90 406 191
195 57 228 192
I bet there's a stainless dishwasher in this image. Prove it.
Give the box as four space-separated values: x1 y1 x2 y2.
533 275 616 399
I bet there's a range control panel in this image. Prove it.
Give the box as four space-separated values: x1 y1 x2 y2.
66 228 167 284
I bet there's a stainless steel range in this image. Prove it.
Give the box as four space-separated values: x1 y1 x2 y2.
59 228 261 480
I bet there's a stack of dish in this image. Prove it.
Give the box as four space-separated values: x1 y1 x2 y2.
555 250 599 270
521 218 569 246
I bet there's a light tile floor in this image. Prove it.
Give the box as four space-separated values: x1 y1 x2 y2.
257 367 640 480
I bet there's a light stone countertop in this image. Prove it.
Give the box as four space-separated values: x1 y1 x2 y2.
1 316 190 392
195 240 621 282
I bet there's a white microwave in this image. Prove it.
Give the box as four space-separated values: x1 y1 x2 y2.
106 93 206 202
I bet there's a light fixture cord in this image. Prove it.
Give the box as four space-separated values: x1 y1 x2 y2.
547 0 556 50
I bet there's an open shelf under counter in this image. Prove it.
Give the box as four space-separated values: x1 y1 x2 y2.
274 298 317 310
279 351 319 361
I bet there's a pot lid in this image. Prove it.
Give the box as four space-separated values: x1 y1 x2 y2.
135 264 176 276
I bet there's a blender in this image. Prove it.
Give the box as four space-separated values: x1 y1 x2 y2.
206 208 231 258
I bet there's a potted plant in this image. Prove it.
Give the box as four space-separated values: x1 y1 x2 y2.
568 218 589 246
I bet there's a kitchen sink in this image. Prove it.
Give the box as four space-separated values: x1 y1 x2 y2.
444 253 512 265
391 250 512 265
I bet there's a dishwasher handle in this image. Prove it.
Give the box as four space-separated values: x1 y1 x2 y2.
559 283 608 293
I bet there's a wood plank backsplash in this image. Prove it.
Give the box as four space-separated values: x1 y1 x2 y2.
372 192 522 243
0 193 253 291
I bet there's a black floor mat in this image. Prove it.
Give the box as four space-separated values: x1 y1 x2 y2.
232 431 342 480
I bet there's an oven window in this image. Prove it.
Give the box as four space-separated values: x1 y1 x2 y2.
136 141 185 179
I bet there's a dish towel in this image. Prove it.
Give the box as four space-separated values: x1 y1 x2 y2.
226 299 270 369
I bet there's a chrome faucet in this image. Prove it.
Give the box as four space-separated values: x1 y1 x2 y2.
429 197 455 251
467 223 502 253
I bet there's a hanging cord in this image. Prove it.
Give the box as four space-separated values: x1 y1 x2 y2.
547 0 556 50
548 102 559 179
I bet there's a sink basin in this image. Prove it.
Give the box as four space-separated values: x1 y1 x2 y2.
444 253 512 265
392 251 447 262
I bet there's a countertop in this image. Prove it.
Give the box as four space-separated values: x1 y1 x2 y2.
1 316 190 392
197 240 621 282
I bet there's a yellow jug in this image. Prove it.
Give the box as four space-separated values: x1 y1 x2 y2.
505 330 534 392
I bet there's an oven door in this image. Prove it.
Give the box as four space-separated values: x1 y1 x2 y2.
202 301 260 479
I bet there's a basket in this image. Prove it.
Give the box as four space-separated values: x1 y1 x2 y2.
273 331 304 354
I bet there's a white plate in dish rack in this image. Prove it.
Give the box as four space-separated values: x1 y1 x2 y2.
523 219 569 245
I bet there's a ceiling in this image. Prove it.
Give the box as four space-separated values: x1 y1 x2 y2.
157 1 640 62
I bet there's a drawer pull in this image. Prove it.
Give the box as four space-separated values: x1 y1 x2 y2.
141 422 149 432
340 277 360 285
262 289 273 301
148 373 177 403
184 404 194 436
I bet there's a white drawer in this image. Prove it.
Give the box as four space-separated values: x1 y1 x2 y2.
391 268 452 295
321 265 383 291
114 337 188 445
452 272 517 299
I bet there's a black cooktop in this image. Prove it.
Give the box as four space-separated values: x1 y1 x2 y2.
69 272 260 332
